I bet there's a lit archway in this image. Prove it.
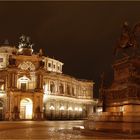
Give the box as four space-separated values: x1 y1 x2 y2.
20 98 33 119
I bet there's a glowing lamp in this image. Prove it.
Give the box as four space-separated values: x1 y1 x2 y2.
68 107 73 111
59 106 64 110
49 105 55 110
75 107 78 111
78 108 82 111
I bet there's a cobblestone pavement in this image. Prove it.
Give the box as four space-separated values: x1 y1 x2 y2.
0 121 97 140
0 120 134 139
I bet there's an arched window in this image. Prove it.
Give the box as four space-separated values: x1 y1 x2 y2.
67 85 71 95
72 87 75 96
59 83 64 94
50 82 55 93
83 89 86 97
18 76 30 91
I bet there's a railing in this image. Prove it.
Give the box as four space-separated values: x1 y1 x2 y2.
46 92 92 100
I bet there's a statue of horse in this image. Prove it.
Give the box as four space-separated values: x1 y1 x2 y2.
114 22 139 56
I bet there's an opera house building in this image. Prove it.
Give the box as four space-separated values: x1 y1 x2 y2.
0 35 95 120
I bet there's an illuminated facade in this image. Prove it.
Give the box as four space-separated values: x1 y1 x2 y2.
0 35 95 120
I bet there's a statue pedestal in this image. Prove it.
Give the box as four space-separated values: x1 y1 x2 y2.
84 55 140 135
84 112 140 134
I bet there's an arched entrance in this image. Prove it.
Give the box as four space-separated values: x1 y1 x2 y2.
20 98 33 119
0 101 4 120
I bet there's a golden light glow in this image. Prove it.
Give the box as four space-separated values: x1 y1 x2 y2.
0 93 5 97
44 95 94 104
97 108 102 112
79 126 84 129
120 106 124 112
59 106 64 110
78 107 83 111
49 105 55 110
44 84 48 94
0 84 4 90
68 107 73 111
20 98 33 119
19 75 30 83
75 107 78 111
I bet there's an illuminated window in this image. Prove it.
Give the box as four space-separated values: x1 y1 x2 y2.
48 63 51 67
60 65 62 71
59 83 64 94
58 66 60 70
83 89 86 97
72 87 75 96
21 83 26 91
18 76 30 91
67 85 71 95
50 82 55 93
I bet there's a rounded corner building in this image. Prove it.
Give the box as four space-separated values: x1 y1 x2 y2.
0 35 96 120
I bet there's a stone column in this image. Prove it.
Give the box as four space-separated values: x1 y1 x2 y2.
12 73 15 88
8 73 11 88
64 82 66 95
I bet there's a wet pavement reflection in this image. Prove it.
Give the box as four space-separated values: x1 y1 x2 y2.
0 120 95 139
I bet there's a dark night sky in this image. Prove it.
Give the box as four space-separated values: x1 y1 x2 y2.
0 1 140 97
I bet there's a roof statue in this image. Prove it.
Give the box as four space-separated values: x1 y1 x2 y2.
39 48 43 56
17 35 34 55
114 21 139 56
18 35 34 49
